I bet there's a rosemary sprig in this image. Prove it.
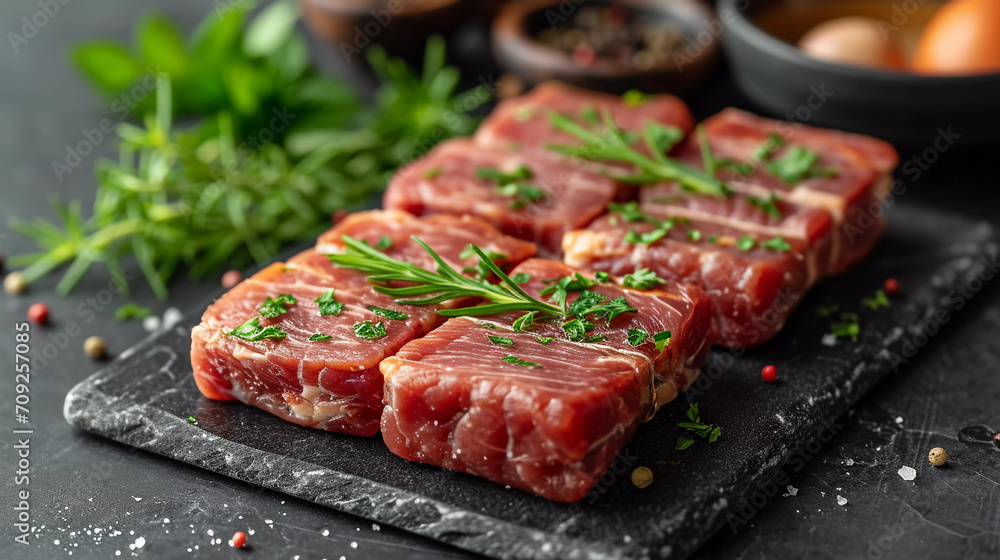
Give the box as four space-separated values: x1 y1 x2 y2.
546 112 730 197
327 236 563 319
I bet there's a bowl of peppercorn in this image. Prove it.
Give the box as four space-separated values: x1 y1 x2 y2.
492 0 719 94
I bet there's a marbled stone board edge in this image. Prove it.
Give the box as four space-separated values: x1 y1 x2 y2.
62 207 998 560
63 352 624 560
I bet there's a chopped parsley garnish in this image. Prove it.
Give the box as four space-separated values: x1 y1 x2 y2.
608 201 657 224
258 293 297 319
708 235 718 243
676 403 721 450
535 336 555 345
750 133 786 163
581 105 599 125
373 236 392 250
737 236 756 251
625 226 671 245
510 273 531 285
424 166 443 179
481 322 498 330
562 316 596 342
540 272 599 309
687 229 702 242
761 237 792 251
568 292 636 322
862 290 890 310
227 317 287 341
309 333 333 341
627 328 648 346
815 304 840 317
653 330 672 351
477 165 546 209
747 193 782 219
502 355 541 368
187 416 197 423
621 89 647 106
353 321 387 340
368 305 409 321
622 268 666 290
595 271 611 283
512 311 536 332
765 146 838 184
314 289 344 316
830 312 860 341
487 335 514 346
115 303 152 321
583 334 607 343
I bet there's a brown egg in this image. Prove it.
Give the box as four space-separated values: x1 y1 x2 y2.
799 17 906 70
913 0 1000 75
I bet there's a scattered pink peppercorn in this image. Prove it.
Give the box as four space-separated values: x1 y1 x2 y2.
28 303 49 324
994 432 1000 449
884 278 900 295
221 270 243 289
762 365 778 383
231 531 247 548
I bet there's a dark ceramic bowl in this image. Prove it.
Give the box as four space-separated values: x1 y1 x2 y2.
718 0 1000 146
301 0 476 59
492 0 719 95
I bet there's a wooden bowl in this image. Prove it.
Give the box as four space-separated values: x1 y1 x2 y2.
301 0 477 60
491 0 719 94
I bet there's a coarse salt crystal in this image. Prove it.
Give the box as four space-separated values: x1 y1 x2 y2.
898 466 917 481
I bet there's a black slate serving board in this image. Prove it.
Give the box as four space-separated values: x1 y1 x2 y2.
64 204 997 560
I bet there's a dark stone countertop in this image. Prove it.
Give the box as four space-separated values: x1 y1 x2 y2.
1 2 997 559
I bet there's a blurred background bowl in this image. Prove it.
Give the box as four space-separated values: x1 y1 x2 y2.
719 0 1000 146
492 0 718 94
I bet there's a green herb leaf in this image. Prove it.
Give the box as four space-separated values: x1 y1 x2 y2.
815 304 840 317
862 290 890 310
653 330 671 352
830 312 860 341
512 311 536 332
309 333 333 341
622 268 666 290
765 146 839 184
228 317 287 341
314 290 344 316
562 316 596 342
115 303 152 321
747 193 783 219
687 229 702 242
487 335 515 346
510 273 531 285
424 166 442 179
622 89 647 106
595 271 611 283
502 355 541 368
368 305 409 321
676 436 696 450
737 236 756 251
353 320 387 340
259 294 297 319
761 237 792 251
535 336 555 345
243 0 299 57
627 328 648 346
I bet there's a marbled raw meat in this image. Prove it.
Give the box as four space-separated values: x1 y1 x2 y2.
190 211 536 436
384 139 619 256
380 259 712 502
563 207 812 348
